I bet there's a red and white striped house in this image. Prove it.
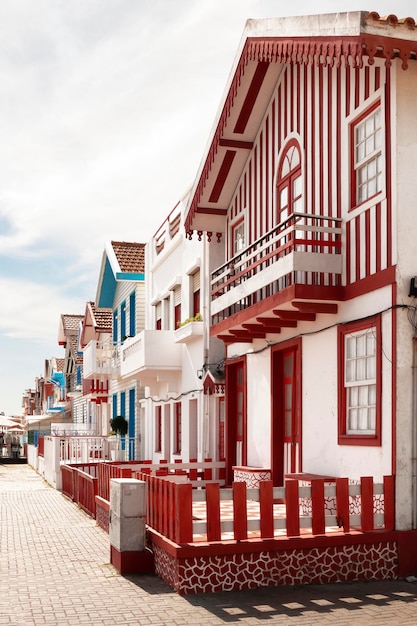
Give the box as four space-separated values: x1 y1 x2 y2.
185 10 417 536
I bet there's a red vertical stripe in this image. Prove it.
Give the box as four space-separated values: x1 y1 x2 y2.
376 203 381 272
278 84 282 150
290 63 294 132
248 159 253 245
311 64 316 215
364 65 370 100
355 67 360 109
318 64 324 216
346 65 351 117
327 65 333 219
346 219 351 284
336 67 342 218
365 209 371 277
385 68 392 267
296 64 301 134
259 133 263 238
375 66 380 91
283 67 288 138
265 118 269 233
355 215 361 282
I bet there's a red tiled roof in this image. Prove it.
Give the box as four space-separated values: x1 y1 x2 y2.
61 314 83 334
89 302 112 332
55 358 65 372
111 241 145 273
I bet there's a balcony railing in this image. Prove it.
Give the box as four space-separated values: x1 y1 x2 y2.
211 213 342 324
83 340 120 379
120 330 182 381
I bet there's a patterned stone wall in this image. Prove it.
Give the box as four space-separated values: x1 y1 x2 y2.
152 540 398 595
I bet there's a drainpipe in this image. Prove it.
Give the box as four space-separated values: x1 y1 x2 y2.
412 337 417 529
202 235 210 459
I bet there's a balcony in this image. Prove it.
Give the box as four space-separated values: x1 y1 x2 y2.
174 321 204 344
211 213 343 341
120 330 182 383
83 340 120 379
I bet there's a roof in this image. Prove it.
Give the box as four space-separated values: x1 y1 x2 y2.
111 241 145 273
95 241 146 309
80 301 113 348
184 10 417 234
58 314 83 346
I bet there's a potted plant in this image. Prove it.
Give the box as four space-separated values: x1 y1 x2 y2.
109 416 128 461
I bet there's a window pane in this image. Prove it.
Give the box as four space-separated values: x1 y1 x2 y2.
280 187 288 208
358 407 368 430
367 355 376 380
346 359 356 382
284 354 293 377
356 357 366 381
356 334 366 356
368 406 376 431
293 175 302 198
346 336 356 358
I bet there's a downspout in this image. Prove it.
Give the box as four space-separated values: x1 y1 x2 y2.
202 234 210 459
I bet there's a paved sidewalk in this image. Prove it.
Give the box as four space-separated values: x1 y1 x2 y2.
1 464 417 626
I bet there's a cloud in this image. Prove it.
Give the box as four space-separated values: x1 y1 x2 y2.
0 277 82 340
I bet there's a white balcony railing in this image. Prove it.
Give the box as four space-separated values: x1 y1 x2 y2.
83 340 120 379
120 330 182 380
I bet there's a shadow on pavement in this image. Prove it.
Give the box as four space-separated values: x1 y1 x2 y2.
183 579 417 622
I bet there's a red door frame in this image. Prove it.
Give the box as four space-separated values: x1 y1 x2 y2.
225 356 247 485
271 338 302 485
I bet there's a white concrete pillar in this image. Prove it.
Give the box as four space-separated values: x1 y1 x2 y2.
109 478 153 575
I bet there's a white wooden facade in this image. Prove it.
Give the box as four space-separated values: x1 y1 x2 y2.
184 12 417 530
124 196 225 464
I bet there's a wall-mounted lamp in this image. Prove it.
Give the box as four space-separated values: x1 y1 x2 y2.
197 369 204 380
409 277 417 297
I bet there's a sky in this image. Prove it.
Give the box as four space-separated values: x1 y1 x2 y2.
0 0 416 416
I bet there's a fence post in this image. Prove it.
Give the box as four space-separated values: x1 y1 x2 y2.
233 481 247 540
361 476 374 531
286 480 300 537
383 475 395 530
259 480 274 538
336 477 350 532
206 483 221 541
175 482 193 543
311 479 325 535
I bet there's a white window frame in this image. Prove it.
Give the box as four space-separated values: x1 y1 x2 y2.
353 105 383 206
344 327 377 436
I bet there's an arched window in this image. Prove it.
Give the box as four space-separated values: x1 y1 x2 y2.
276 141 302 224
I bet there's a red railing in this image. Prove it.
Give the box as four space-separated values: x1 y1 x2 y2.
96 458 224 501
61 463 98 518
138 474 395 544
38 435 45 457
210 213 342 324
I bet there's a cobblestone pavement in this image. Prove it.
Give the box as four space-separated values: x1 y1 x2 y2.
1 463 417 625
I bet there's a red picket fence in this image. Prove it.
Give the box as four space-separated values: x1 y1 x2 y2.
138 473 395 545
61 463 98 518
96 458 225 501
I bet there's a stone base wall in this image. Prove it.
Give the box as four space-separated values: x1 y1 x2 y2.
95 496 110 533
150 532 401 595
